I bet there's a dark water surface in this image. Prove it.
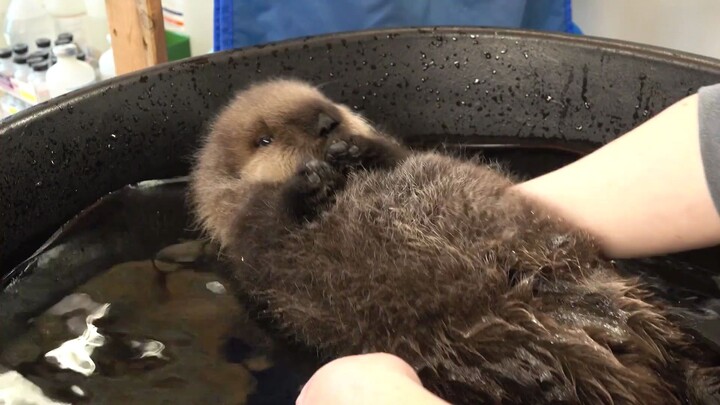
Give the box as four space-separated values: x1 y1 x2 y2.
1 142 719 404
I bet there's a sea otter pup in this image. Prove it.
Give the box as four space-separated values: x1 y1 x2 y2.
188 78 720 404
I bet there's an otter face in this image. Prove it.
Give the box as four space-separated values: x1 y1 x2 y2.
205 78 380 185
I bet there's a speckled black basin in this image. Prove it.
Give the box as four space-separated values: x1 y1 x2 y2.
3 27 720 277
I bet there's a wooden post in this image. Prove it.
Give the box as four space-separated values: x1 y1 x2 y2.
105 0 168 75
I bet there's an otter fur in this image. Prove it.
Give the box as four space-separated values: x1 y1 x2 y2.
188 78 720 404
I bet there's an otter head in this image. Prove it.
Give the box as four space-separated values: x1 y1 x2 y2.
189 78 380 244
203 78 380 185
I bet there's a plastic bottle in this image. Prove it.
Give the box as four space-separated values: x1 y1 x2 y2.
46 43 95 97
97 34 114 80
4 0 56 49
0 47 13 76
28 60 49 102
12 54 29 81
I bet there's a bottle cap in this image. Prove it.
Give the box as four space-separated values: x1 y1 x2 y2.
28 51 49 60
27 56 44 67
54 38 72 46
36 38 52 48
32 61 49 72
52 43 78 58
0 48 11 58
13 55 27 64
12 43 28 55
57 32 74 41
76 51 86 61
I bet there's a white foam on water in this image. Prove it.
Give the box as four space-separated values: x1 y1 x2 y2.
44 303 110 377
70 385 85 397
205 281 227 294
0 370 68 405
130 339 167 359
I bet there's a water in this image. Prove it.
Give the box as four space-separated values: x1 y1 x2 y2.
0 179 319 404
1 142 719 404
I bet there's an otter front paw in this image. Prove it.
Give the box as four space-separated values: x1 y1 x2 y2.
282 159 345 222
326 137 363 169
301 159 340 189
325 134 409 172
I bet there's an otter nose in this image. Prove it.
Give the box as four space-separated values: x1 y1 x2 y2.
317 112 339 137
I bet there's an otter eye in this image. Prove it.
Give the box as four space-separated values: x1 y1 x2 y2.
257 136 273 147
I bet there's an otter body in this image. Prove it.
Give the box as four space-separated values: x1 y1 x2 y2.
189 78 719 404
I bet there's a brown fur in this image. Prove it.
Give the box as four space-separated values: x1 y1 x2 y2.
189 78 382 245
189 78 720 404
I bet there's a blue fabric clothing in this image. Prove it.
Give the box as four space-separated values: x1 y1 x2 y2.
213 0 581 51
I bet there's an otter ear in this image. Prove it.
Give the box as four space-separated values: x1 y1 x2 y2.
317 112 339 137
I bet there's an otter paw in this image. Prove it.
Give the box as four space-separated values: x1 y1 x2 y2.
325 136 365 169
296 159 345 203
300 159 341 189
284 159 345 222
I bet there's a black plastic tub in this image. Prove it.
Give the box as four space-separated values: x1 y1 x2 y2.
3 26 720 286
3 26 720 404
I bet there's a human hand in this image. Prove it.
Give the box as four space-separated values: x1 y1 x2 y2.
296 352 448 405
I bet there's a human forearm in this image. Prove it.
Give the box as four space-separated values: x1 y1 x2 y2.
511 93 720 259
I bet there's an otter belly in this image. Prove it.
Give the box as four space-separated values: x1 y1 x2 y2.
229 152 717 404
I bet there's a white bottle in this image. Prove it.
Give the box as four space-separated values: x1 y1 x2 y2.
28 60 50 102
46 43 95 97
4 0 56 49
97 34 114 80
12 54 29 82
0 47 13 76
